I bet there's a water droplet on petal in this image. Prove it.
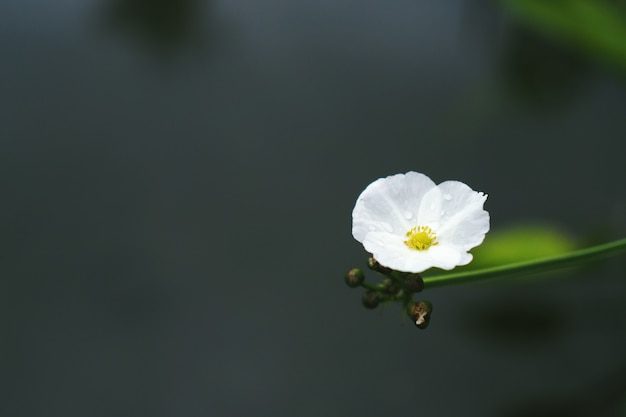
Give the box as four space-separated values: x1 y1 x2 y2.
403 211 413 219
443 194 452 201
440 210 446 216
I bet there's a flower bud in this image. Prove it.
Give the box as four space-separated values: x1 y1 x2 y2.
344 268 365 288
409 300 433 329
362 291 380 309
367 257 392 275
403 273 424 293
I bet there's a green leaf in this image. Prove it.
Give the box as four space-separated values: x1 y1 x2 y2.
468 224 577 269
500 0 626 72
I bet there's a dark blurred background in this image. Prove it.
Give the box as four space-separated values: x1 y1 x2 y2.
2 0 626 416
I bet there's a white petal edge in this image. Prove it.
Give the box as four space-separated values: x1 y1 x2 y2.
435 181 489 251
363 232 434 273
363 232 473 273
352 172 437 242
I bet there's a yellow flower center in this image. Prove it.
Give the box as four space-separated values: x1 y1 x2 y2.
404 225 438 251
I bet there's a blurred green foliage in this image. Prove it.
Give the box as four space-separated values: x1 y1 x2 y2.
468 224 577 269
501 0 626 73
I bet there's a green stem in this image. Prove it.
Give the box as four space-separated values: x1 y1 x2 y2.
360 282 382 291
423 237 626 289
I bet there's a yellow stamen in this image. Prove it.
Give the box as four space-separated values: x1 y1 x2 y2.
404 225 438 251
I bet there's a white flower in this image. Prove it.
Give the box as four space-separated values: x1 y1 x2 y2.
352 172 489 273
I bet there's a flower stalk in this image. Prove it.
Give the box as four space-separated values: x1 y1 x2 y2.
345 238 626 329
422 237 626 289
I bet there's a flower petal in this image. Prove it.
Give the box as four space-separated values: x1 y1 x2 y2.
363 232 435 273
425 244 472 270
416 185 443 228
352 172 437 242
435 181 489 251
